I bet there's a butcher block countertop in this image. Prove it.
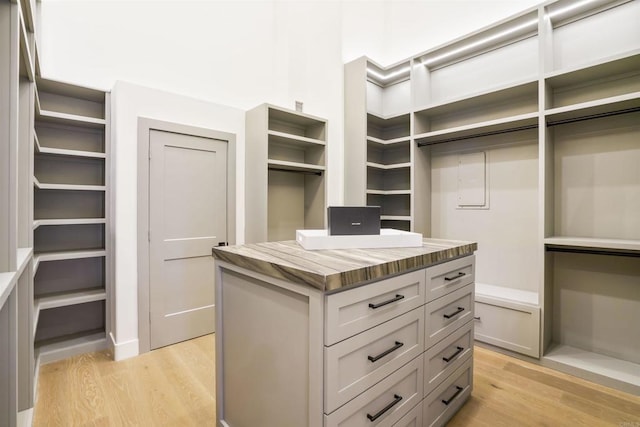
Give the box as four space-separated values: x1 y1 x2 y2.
212 238 477 292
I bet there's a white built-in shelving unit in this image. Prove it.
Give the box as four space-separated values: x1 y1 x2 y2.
1 0 111 423
245 104 327 242
33 76 110 365
345 0 640 395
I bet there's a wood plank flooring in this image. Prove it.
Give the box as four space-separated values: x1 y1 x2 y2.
33 335 640 426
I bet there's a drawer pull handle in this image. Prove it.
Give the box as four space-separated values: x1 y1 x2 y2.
366 394 403 422
442 386 464 406
444 272 466 281
368 294 404 309
474 316 481 321
368 341 404 363
443 306 465 319
442 346 464 363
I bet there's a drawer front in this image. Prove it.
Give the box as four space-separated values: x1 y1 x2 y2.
392 400 422 427
325 270 425 345
474 299 540 358
424 320 473 397
325 308 425 413
324 354 424 427
425 255 475 302
423 358 473 427
425 284 474 348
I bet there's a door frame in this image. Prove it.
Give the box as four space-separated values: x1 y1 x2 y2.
136 117 236 354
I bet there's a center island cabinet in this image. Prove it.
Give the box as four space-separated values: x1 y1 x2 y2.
212 238 477 427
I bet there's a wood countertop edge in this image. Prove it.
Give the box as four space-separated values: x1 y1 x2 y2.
213 240 477 292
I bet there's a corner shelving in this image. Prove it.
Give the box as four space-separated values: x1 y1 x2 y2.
344 0 640 395
246 104 327 242
33 76 109 365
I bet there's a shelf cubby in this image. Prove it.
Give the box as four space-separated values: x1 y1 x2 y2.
246 104 327 242
34 188 105 220
367 113 410 141
544 50 640 115
414 80 538 136
550 111 640 242
34 256 105 299
544 250 640 394
35 153 104 187
34 223 104 254
35 122 105 155
367 192 411 218
367 167 410 193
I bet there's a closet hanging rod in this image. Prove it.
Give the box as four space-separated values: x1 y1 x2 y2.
547 106 640 127
268 167 323 176
545 245 640 258
416 123 538 147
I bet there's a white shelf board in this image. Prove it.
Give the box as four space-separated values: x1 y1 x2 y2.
367 135 411 145
0 248 33 308
367 111 411 127
0 272 16 310
414 78 538 116
268 130 325 147
33 177 106 192
546 92 640 124
544 343 640 394
36 288 106 311
544 237 640 254
475 282 538 306
366 161 411 170
267 159 325 174
37 331 107 365
545 49 640 87
267 104 326 128
36 108 106 129
35 139 106 159
380 215 411 221
415 112 538 145
33 218 106 230
367 189 411 196
34 249 107 276
35 249 106 264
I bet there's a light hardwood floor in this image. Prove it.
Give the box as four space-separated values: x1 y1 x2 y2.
33 335 640 426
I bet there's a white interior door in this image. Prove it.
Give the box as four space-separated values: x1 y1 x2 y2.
149 129 227 349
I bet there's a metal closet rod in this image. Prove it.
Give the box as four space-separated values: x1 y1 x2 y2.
545 245 640 258
416 124 538 147
268 167 323 176
547 106 640 127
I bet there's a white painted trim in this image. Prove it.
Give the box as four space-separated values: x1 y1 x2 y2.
17 408 33 427
110 332 139 361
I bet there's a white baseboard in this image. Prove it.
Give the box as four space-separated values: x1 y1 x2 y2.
18 408 33 427
110 332 139 361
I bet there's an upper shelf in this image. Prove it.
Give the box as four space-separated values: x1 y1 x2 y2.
545 92 640 125
267 105 327 142
545 237 640 256
35 133 106 159
34 178 106 192
267 159 325 175
415 112 538 146
268 130 325 148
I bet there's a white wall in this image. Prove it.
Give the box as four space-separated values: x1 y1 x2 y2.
110 81 245 359
38 0 543 358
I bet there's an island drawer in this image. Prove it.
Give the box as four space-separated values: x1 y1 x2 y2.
425 255 475 302
424 284 474 348
325 308 424 413
324 354 424 427
392 400 423 427
423 320 473 396
325 270 425 345
423 358 473 427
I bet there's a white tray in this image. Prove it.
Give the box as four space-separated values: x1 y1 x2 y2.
296 229 423 250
